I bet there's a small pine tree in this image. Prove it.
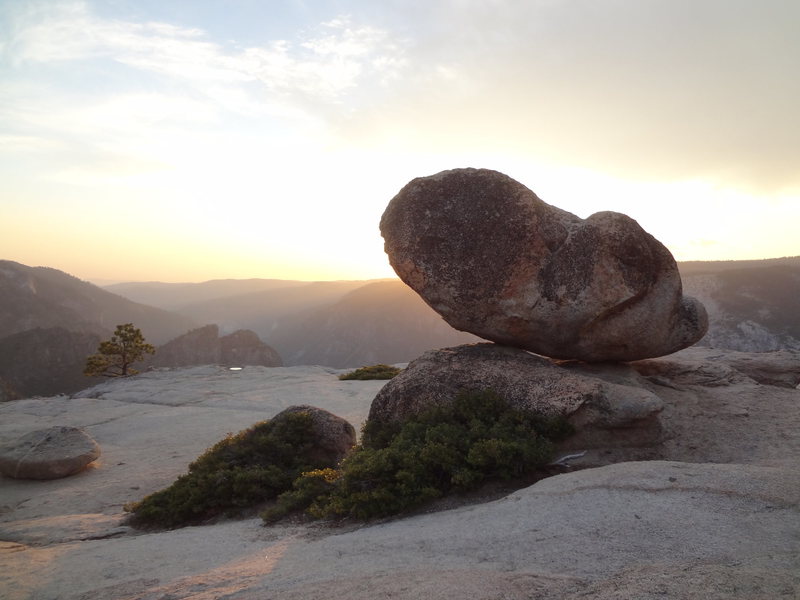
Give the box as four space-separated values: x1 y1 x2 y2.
84 323 155 378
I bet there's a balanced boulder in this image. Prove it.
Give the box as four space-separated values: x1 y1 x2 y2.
380 168 708 361
0 426 101 479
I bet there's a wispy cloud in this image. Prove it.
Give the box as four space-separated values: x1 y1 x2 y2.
0 0 412 198
3 2 408 117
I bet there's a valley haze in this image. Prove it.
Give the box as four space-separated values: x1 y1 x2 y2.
1 256 799 397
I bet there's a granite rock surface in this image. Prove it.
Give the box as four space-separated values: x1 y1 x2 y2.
0 426 100 480
369 343 665 451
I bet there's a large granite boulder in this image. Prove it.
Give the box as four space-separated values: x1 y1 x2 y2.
272 405 356 465
380 168 708 361
0 426 101 479
369 343 664 450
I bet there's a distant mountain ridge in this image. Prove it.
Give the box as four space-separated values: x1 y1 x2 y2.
103 277 478 367
2 256 799 399
0 260 198 399
107 257 800 364
678 255 800 275
266 280 481 368
104 278 309 311
0 260 196 344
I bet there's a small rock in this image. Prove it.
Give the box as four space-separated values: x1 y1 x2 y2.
272 405 356 465
0 426 101 480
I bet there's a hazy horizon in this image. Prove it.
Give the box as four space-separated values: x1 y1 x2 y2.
2 254 792 289
2 1 799 283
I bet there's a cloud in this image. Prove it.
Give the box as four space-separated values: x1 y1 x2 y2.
2 0 798 196
0 0 411 196
3 2 407 118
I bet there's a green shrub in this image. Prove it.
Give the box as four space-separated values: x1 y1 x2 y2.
263 390 573 522
126 412 326 529
338 364 402 380
261 468 339 523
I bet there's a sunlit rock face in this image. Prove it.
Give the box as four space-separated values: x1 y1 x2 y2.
380 168 708 361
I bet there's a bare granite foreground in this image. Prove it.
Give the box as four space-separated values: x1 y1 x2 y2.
1 352 799 599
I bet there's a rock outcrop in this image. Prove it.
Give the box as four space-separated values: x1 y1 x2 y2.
380 168 708 361
151 324 221 366
219 329 283 367
369 343 664 451
272 405 356 465
0 426 100 479
0 259 196 345
150 324 283 368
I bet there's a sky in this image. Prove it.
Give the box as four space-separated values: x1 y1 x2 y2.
1 0 799 284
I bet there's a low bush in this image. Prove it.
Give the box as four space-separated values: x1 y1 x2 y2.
261 468 339 523
263 390 573 522
338 364 402 380
126 411 326 528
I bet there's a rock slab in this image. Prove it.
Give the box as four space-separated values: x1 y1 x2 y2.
0 426 100 479
369 343 664 450
380 168 708 361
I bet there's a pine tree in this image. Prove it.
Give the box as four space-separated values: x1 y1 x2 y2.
84 323 155 378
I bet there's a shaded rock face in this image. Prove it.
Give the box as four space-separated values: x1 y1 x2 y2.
150 324 282 368
380 168 708 361
272 405 356 465
0 426 100 479
151 324 221 367
0 259 196 345
369 343 664 450
0 377 12 402
632 346 800 390
0 327 102 399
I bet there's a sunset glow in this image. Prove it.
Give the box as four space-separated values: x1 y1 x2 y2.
1 1 798 283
